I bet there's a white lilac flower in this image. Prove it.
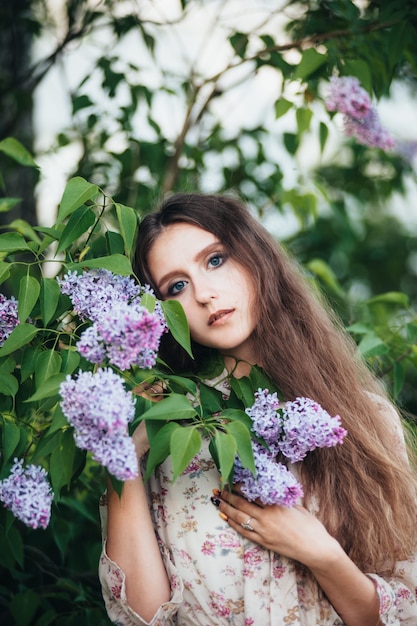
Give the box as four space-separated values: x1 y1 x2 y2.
0 459 53 529
57 268 141 321
279 397 347 463
234 441 303 507
325 75 395 151
59 368 138 480
0 293 19 346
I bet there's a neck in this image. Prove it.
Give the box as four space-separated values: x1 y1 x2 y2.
223 356 254 379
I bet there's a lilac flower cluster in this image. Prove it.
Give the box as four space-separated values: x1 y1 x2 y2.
0 459 53 529
0 293 19 346
280 397 347 463
57 268 141 321
59 368 138 481
233 389 347 507
325 76 395 151
58 269 167 371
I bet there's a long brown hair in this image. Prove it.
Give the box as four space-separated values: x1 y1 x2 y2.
134 192 417 574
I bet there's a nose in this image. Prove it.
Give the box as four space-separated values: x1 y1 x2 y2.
194 277 217 305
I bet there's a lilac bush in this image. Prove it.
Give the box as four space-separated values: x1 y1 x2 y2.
0 459 54 529
234 389 347 506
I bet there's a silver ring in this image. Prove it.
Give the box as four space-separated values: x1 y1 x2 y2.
241 517 254 531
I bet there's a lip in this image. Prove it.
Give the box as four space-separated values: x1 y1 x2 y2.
208 309 234 326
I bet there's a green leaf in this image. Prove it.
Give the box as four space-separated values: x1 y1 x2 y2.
307 259 344 298
293 48 327 81
18 275 40 322
367 292 409 307
319 121 329 153
358 334 389 357
275 98 292 119
0 372 18 396
170 426 202 481
224 421 256 475
25 373 66 402
0 232 30 253
66 254 132 275
57 177 98 224
230 377 255 408
220 408 253 430
2 419 21 463
60 348 80 374
161 300 193 358
213 430 237 482
0 197 21 213
144 421 182 480
0 137 39 168
9 219 41 244
10 589 41 626
20 346 41 382
140 393 197 421
116 203 138 256
0 261 11 284
296 107 313 136
56 206 96 254
342 59 372 93
40 277 61 324
35 350 62 387
50 429 76 493
48 404 70 435
0 323 38 357
229 32 249 57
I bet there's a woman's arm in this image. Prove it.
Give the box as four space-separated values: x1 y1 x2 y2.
217 490 381 626
105 422 171 622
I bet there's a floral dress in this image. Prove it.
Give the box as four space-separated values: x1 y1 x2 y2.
99 391 417 625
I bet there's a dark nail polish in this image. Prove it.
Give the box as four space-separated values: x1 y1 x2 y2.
210 496 221 507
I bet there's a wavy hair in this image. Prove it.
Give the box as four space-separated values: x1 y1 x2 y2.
134 192 417 574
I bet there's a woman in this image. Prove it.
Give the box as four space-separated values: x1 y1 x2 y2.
99 193 417 625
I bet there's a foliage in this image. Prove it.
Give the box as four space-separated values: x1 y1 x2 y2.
1 0 417 623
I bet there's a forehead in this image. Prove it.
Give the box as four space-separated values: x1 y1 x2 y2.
147 222 219 274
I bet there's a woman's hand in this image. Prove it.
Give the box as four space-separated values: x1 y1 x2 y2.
217 487 341 570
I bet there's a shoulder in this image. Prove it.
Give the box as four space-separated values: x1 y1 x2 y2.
367 391 407 453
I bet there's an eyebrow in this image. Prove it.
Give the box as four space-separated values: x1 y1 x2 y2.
155 240 223 291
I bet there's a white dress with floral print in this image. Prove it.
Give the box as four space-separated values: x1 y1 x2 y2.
99 392 417 626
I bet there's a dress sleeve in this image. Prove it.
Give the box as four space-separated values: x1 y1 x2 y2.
366 394 417 624
98 493 184 626
367 558 417 625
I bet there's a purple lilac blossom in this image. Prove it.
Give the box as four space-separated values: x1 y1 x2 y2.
59 368 138 480
279 397 347 463
234 389 347 507
325 75 395 151
57 268 141 321
0 293 19 346
0 459 53 529
58 269 167 370
245 388 282 444
96 301 165 370
234 441 303 507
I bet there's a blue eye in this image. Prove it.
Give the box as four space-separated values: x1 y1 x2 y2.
208 254 224 268
168 280 187 296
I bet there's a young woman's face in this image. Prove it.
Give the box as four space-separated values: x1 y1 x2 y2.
147 222 258 365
